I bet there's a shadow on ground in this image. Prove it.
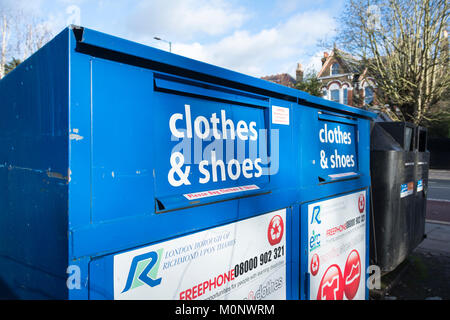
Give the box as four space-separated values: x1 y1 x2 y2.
384 250 450 300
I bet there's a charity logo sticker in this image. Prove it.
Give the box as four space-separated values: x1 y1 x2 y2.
121 249 163 294
358 194 365 213
343 249 361 300
267 215 284 246
317 264 344 300
310 206 321 225
310 254 320 276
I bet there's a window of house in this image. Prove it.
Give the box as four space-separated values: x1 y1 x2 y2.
331 63 339 75
330 89 340 102
364 86 374 104
343 88 348 105
322 88 327 97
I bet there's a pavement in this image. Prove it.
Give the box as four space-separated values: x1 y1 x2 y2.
376 169 450 300
383 222 450 300
427 201 450 224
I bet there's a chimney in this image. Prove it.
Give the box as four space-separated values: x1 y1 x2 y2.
296 63 304 83
321 52 329 65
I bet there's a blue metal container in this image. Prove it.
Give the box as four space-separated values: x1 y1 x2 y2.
0 26 376 300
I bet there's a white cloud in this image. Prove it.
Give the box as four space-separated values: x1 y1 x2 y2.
126 0 247 41
2 0 335 80
274 0 303 16
172 10 336 77
0 0 49 19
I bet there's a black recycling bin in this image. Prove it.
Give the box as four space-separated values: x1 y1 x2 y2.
370 121 424 272
413 126 429 250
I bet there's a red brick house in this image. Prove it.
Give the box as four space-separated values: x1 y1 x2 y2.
317 48 377 107
260 73 297 88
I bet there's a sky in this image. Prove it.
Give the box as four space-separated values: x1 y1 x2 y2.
2 0 345 78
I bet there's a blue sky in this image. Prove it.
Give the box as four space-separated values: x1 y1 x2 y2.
4 0 345 77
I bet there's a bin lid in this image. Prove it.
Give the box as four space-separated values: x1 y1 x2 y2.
371 123 403 151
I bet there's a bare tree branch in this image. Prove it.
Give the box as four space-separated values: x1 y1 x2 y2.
0 6 53 79
334 0 449 125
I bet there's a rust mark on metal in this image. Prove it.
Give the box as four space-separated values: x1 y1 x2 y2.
6 165 70 183
46 170 69 182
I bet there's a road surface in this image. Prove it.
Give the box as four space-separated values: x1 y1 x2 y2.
427 170 450 224
428 179 450 201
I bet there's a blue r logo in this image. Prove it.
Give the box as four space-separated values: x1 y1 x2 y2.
122 250 163 293
311 206 321 225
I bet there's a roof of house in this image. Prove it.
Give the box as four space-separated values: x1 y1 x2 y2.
318 48 363 78
260 73 297 88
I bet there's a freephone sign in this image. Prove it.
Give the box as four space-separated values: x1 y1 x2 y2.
113 209 287 300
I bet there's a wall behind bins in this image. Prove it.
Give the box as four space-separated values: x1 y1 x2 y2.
428 138 450 169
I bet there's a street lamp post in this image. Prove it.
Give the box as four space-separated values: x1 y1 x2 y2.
153 36 172 53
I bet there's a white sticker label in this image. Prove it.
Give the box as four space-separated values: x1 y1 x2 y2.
114 209 287 300
308 190 366 300
272 106 289 125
